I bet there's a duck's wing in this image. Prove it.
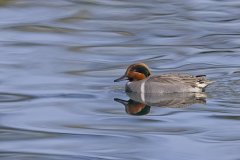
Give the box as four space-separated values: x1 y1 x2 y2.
149 74 213 88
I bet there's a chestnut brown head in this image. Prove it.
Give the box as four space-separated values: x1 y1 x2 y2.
114 63 151 82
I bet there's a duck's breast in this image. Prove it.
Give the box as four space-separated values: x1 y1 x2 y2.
125 80 145 93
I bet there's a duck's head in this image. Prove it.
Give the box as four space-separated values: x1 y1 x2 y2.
114 63 151 82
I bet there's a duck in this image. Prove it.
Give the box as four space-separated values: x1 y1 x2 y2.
114 63 214 93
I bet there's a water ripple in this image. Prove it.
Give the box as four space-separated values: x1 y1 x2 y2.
0 93 34 103
0 0 240 159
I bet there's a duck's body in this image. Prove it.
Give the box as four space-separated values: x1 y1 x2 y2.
126 73 212 93
114 63 213 93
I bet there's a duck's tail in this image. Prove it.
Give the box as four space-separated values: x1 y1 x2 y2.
195 75 215 89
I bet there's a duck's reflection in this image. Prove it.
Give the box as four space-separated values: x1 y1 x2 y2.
114 98 151 115
115 92 207 116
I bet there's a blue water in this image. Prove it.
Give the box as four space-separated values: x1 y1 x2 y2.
0 0 240 160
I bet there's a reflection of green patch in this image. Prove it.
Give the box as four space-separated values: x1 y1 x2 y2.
134 106 150 116
0 0 13 6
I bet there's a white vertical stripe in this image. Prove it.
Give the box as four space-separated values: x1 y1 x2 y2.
140 81 145 103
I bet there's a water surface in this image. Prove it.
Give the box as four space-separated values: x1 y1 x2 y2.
0 0 240 160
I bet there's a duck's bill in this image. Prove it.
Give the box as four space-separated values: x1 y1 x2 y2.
114 75 127 82
114 98 128 105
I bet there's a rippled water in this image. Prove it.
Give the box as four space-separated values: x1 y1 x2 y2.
0 0 240 160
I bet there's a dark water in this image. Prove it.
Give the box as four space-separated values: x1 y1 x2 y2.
0 0 240 160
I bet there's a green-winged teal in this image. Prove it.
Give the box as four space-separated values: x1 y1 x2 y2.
114 63 213 93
